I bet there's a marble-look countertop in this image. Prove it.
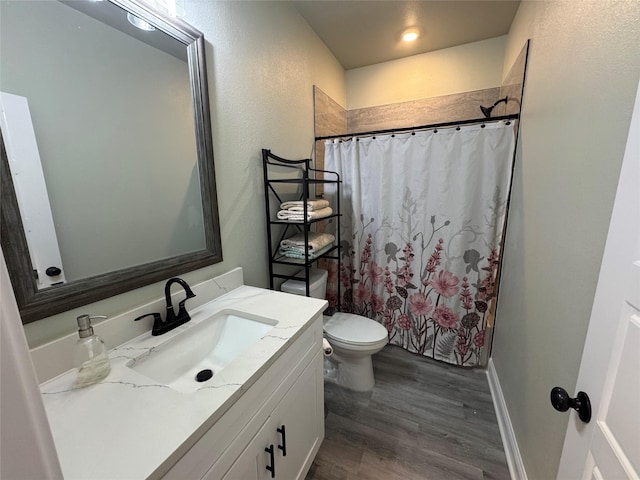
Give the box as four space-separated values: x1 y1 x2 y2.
40 285 327 479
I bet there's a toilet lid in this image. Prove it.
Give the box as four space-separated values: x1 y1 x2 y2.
323 312 388 346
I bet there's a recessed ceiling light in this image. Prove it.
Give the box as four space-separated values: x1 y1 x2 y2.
401 28 420 42
127 13 156 31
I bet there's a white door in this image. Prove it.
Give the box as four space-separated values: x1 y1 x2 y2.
0 92 66 288
0 250 63 479
556 82 640 479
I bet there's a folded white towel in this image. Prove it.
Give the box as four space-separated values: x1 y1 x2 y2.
280 199 330 211
276 207 333 222
280 232 335 252
278 243 334 260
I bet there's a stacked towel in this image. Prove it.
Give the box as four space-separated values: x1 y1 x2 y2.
280 232 335 252
276 207 333 222
278 242 334 261
280 199 329 211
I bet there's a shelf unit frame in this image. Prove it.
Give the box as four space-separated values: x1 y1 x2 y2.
262 149 341 310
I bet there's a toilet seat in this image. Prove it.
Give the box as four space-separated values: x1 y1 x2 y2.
323 312 388 346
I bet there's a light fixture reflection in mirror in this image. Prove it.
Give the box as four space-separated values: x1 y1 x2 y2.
0 0 222 323
127 12 156 31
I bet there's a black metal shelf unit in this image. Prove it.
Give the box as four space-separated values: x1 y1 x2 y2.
262 149 341 308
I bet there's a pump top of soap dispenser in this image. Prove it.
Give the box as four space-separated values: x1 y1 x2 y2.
77 314 107 337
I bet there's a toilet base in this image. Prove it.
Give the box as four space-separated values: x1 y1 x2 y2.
326 350 376 392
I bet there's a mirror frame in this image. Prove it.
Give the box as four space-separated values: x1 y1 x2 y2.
0 0 222 324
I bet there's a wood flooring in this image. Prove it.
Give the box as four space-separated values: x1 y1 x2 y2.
305 345 510 480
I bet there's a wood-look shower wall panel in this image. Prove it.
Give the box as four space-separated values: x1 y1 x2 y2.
500 41 530 117
346 87 502 133
313 85 347 195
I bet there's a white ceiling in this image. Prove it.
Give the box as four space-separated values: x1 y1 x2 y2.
291 1 520 70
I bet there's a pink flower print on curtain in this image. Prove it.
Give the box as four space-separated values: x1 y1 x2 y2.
330 223 503 366
408 292 432 317
371 293 384 314
354 282 370 306
430 270 459 298
367 262 384 285
433 305 458 329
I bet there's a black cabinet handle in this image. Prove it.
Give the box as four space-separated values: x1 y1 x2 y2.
550 386 592 423
277 425 287 456
265 444 275 478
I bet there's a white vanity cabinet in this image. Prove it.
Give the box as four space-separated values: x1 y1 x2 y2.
221 352 322 480
161 316 324 480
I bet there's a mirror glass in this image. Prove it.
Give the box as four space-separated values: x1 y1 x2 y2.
0 0 222 323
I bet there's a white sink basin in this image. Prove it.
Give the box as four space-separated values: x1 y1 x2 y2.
128 309 277 393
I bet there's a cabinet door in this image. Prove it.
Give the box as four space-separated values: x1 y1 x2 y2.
270 351 324 480
217 418 274 480
219 352 323 480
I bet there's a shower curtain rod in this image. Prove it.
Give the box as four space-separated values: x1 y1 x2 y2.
315 114 519 141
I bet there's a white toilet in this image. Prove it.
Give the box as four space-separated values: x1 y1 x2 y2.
281 269 388 392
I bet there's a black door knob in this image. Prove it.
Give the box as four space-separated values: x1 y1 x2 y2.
45 266 62 277
550 386 592 423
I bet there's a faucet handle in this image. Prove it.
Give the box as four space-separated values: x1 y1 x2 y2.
134 313 167 336
134 313 162 323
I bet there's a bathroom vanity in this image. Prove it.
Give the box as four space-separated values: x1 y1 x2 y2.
38 277 327 479
165 316 323 480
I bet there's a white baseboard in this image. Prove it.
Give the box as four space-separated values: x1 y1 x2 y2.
487 358 528 480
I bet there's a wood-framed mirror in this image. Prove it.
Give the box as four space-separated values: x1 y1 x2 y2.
0 0 222 323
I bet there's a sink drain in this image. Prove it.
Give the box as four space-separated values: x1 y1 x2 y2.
195 369 213 382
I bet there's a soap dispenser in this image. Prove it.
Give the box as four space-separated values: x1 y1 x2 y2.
74 314 111 387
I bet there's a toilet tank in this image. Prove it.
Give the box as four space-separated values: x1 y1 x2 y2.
281 269 327 299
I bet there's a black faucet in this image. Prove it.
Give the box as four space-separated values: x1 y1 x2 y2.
164 277 196 325
134 277 197 335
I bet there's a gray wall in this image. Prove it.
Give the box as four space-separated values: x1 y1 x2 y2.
493 1 640 478
22 0 345 347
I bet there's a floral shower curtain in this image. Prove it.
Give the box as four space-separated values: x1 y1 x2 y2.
324 123 515 367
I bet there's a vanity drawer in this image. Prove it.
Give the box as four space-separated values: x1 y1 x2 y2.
160 316 323 480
